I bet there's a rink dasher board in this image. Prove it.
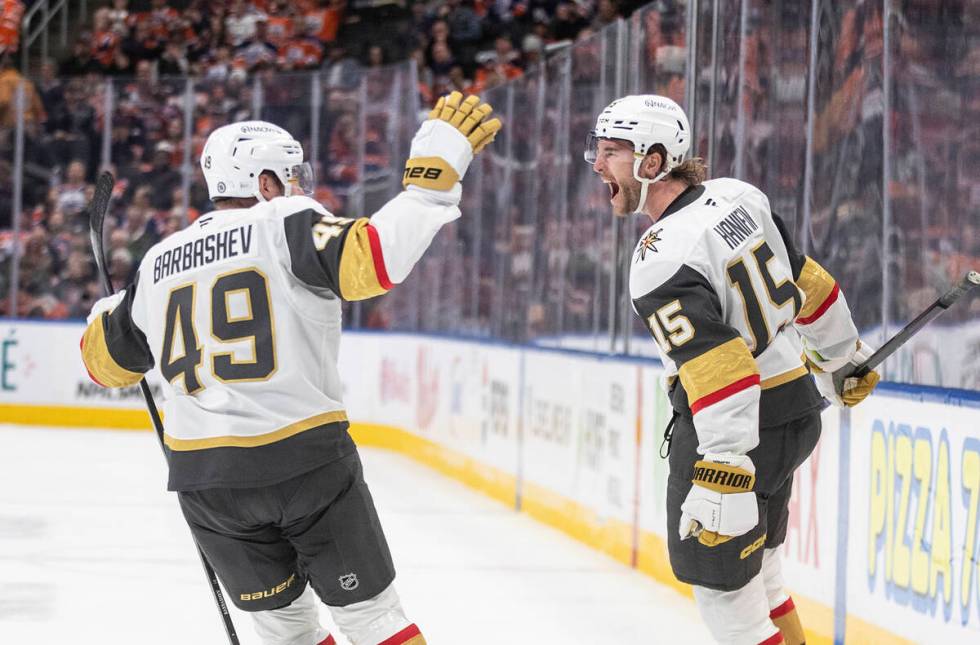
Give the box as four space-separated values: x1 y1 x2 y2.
0 319 165 427
3 320 980 643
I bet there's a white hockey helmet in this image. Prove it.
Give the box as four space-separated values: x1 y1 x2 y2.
585 94 690 166
585 95 691 214
200 120 314 202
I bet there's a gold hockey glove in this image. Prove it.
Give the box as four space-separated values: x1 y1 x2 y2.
807 340 880 407
403 92 502 194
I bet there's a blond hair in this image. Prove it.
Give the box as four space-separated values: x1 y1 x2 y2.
650 143 707 187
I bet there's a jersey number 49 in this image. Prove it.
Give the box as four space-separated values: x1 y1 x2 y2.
160 267 277 394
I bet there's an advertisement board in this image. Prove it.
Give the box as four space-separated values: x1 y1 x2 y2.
0 320 163 428
848 395 980 641
6 320 980 642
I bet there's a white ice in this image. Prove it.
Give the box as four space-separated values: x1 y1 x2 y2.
0 425 711 644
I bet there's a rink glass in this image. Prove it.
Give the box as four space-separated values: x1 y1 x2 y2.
3 1 977 388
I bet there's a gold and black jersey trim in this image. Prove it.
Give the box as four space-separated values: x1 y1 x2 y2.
634 265 761 414
679 338 760 414
634 264 744 366
794 257 839 324
670 366 823 428
165 413 356 491
80 282 153 388
163 410 349 451
283 209 392 302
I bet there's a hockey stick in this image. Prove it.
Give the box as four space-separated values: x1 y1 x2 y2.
87 172 241 645
853 270 980 378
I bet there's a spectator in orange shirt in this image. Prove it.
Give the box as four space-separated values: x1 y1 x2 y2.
131 0 180 42
305 0 345 44
0 0 24 55
0 54 45 129
91 9 122 69
266 8 295 46
278 17 324 70
470 38 522 94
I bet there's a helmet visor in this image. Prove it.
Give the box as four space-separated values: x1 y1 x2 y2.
286 162 315 196
584 131 599 163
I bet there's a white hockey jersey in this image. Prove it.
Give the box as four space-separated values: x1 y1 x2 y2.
630 178 859 456
81 190 459 490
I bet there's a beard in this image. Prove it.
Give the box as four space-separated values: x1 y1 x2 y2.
613 179 641 216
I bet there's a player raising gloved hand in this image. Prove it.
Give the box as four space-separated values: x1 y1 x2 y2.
402 91 500 199
80 99 500 645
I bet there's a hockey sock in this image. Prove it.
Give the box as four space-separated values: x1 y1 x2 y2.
693 572 781 644
378 623 425 645
770 597 805 645
330 583 426 645
251 585 330 645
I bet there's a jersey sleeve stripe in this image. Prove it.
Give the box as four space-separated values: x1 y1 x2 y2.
339 219 392 300
794 257 838 323
689 374 761 414
678 337 760 410
796 282 839 325
364 221 393 290
80 315 144 388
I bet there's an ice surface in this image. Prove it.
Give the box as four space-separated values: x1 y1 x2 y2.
0 425 710 644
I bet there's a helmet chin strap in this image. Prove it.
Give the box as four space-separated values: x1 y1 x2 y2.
631 155 669 215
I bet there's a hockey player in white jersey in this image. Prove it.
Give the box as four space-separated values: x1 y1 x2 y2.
587 95 879 645
80 91 500 645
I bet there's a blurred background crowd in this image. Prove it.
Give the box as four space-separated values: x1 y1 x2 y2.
0 0 977 387
0 0 638 319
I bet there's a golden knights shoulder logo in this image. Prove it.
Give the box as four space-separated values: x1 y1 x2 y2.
634 228 663 263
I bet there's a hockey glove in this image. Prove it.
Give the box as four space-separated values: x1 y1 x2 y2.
680 454 759 547
403 91 501 200
807 339 880 407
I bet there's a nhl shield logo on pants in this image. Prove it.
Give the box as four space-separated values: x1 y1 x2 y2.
339 573 359 591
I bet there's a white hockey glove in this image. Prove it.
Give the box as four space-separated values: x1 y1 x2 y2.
680 454 758 547
806 339 880 407
86 290 126 325
402 91 501 203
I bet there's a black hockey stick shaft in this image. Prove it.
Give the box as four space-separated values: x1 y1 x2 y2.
87 172 240 644
853 270 980 377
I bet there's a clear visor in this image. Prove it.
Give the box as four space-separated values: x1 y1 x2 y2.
584 131 599 163
285 162 315 196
